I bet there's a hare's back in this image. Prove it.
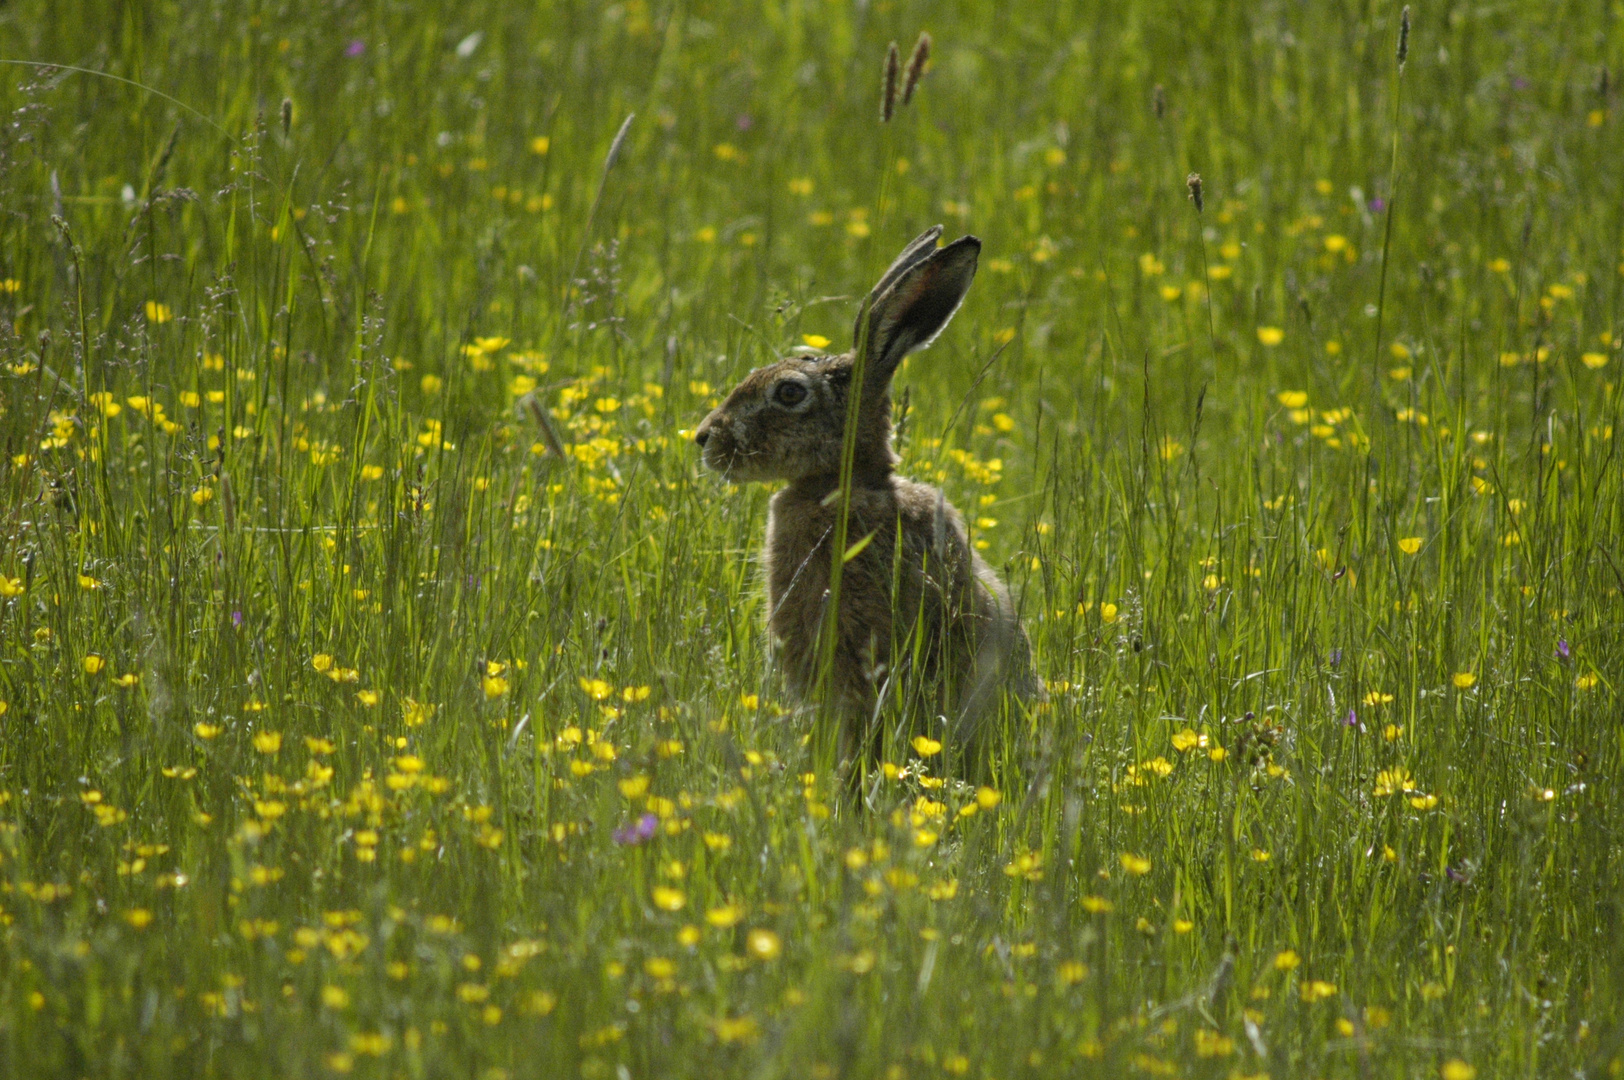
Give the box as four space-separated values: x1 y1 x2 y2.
892 476 1044 703
885 477 989 604
889 477 972 560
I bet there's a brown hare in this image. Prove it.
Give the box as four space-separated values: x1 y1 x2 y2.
694 226 1043 765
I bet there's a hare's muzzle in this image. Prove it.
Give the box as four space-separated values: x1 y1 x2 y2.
696 401 761 480
694 411 730 475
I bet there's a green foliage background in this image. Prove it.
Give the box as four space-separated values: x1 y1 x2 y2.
0 1 1620 1076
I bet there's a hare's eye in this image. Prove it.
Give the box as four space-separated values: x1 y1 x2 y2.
773 381 809 408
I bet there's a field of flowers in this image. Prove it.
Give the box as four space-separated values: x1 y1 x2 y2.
0 1 1620 1077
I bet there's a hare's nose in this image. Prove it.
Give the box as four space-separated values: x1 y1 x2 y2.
694 424 711 448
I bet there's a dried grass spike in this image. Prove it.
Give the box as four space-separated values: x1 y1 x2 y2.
603 113 635 174
1397 6 1410 68
519 393 567 461
1186 173 1203 213
902 32 931 105
881 41 900 122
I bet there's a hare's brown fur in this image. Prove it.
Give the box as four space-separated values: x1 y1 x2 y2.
695 227 1042 756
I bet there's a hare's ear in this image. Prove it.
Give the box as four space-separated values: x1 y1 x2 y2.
854 230 980 386
864 226 945 310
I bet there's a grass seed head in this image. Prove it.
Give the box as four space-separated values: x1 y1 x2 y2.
1187 173 1203 213
881 41 900 122
1397 6 1410 68
902 32 931 105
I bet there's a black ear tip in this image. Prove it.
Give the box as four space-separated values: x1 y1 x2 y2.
941 234 981 264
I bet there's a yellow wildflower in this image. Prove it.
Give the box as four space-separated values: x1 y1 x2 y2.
911 735 942 757
743 928 782 961
705 904 743 928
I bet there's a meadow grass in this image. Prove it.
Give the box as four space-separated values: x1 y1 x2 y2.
0 1 1620 1077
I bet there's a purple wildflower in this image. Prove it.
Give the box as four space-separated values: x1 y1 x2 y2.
1368 197 1386 213
613 813 659 846
1556 639 1570 661
345 39 366 57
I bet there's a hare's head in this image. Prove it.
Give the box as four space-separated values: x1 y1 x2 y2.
695 226 979 485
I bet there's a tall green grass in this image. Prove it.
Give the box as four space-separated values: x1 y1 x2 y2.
0 1 1620 1076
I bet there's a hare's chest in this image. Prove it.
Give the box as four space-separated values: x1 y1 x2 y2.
761 502 833 649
